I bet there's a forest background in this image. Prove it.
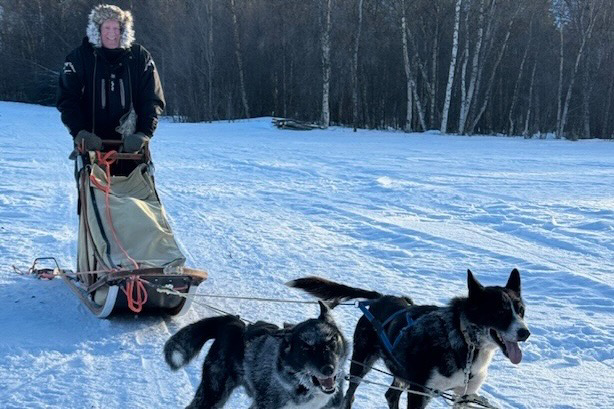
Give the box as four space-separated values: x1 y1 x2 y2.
1 0 613 139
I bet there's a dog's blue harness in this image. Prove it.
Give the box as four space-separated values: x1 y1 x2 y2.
356 301 414 367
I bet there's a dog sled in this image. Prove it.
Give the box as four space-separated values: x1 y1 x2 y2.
58 141 207 318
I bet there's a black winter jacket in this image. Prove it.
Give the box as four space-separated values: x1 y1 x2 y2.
57 37 165 140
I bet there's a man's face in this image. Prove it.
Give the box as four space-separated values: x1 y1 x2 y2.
100 19 121 49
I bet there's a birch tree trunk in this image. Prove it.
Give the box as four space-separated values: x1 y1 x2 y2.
406 23 432 131
523 59 537 138
401 17 426 131
508 23 532 135
406 80 413 131
430 19 439 128
207 0 214 120
468 13 516 134
400 0 414 131
411 83 427 131
403 39 413 132
582 57 591 138
556 26 564 137
352 0 364 132
230 0 249 118
282 38 288 118
459 0 485 135
440 0 462 134
468 0 498 126
458 9 470 134
560 9 598 139
321 0 332 128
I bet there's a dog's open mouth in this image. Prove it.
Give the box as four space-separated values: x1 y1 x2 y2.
312 375 337 394
490 329 523 364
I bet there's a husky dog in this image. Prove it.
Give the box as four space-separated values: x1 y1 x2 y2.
287 269 530 409
164 301 348 409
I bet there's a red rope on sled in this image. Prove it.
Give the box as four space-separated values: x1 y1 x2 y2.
90 151 147 313
89 150 140 271
121 275 148 313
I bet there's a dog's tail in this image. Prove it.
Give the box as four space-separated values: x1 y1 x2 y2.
164 315 245 370
286 276 383 303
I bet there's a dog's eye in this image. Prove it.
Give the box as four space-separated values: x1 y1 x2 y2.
300 341 312 350
510 299 524 316
516 305 525 317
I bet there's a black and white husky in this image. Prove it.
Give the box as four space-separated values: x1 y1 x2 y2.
288 269 530 409
164 301 348 409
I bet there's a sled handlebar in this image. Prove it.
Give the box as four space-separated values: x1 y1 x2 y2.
100 140 149 161
101 139 122 145
69 140 150 161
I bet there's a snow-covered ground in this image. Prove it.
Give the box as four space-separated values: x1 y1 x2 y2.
0 101 612 409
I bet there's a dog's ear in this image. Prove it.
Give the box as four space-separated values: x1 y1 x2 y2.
318 300 334 322
467 269 484 299
505 268 521 295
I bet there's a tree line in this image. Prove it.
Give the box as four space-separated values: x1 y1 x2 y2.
0 0 612 139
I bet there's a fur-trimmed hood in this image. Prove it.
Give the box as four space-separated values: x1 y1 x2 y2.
86 4 135 49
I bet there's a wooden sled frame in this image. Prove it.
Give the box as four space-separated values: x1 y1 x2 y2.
59 266 207 318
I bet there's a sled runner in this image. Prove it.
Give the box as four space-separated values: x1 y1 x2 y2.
62 141 207 318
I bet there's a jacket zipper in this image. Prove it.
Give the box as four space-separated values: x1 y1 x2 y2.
119 78 126 109
101 79 106 109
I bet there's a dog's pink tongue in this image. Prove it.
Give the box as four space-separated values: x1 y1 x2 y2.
318 377 335 390
504 340 522 364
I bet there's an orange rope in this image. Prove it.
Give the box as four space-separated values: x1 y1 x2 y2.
88 151 147 313
78 150 152 313
89 150 140 271
121 275 149 313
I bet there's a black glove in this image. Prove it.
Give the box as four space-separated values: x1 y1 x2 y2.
75 130 102 151
123 132 150 153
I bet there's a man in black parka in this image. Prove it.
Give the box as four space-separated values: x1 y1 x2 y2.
57 4 165 163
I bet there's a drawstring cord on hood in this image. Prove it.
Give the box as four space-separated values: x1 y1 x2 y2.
127 62 133 110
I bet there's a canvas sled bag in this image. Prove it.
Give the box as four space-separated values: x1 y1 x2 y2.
78 161 186 283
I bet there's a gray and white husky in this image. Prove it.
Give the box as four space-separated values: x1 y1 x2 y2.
288 269 530 409
164 301 348 409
